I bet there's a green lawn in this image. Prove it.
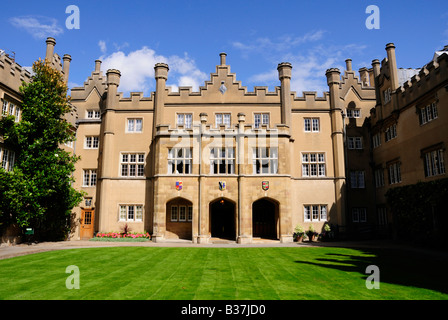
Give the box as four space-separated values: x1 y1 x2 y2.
0 246 447 300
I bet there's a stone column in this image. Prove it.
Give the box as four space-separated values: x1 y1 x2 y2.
277 62 292 128
326 68 346 227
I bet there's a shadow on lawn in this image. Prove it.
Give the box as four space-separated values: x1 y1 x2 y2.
295 247 448 295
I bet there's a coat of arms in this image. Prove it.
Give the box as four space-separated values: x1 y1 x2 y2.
176 181 183 191
219 181 226 191
262 181 269 191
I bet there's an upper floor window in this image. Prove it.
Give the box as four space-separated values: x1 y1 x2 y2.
87 110 100 119
383 88 391 104
304 118 320 132
419 102 438 125
85 136 99 149
1 99 20 122
388 162 401 185
423 148 445 177
253 147 278 174
127 118 143 132
83 169 97 187
302 153 326 177
372 133 381 148
346 109 361 118
254 113 269 129
177 113 192 129
210 147 235 174
350 171 365 189
215 113 231 128
385 123 397 142
348 137 363 150
168 148 192 174
121 153 145 177
0 148 15 172
374 168 385 188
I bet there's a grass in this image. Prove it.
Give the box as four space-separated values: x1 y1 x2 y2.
0 246 447 300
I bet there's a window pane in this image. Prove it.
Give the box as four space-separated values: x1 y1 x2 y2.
128 119 134 131
135 119 142 132
177 114 184 125
136 206 143 221
128 206 134 220
185 114 192 128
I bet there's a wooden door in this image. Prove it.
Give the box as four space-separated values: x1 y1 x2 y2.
80 209 95 239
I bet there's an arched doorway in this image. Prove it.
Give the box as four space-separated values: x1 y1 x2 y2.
210 198 236 240
166 197 193 240
252 198 278 239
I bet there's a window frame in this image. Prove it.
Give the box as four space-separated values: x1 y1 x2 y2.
302 152 326 177
126 118 143 133
168 147 192 174
304 204 328 222
252 147 278 175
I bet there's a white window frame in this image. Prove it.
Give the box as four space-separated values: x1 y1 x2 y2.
385 123 397 142
126 118 143 133
302 152 326 177
420 102 438 125
304 118 320 132
254 113 269 129
119 205 143 222
374 168 385 188
120 153 145 177
388 162 401 185
0 148 15 172
215 113 231 128
346 109 361 118
87 110 100 119
372 133 381 149
177 113 193 129
348 137 363 150
304 204 328 222
383 88 391 104
424 149 445 177
82 169 97 187
252 147 278 174
350 171 365 189
168 148 192 174
210 147 235 174
85 136 99 149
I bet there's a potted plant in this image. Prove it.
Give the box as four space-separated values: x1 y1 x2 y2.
323 223 331 241
307 225 317 242
293 224 305 242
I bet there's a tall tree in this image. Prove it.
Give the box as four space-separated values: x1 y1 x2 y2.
0 59 84 240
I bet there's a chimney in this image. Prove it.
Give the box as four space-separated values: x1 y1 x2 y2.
106 69 121 110
385 43 399 91
62 54 71 83
359 67 369 86
277 62 293 127
95 60 102 73
345 59 352 72
220 53 227 66
153 63 169 137
45 37 56 63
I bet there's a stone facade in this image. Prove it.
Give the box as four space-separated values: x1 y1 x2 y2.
1 37 447 244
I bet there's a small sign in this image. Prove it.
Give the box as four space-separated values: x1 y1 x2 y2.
25 228 34 235
262 181 269 191
176 181 183 191
219 181 226 191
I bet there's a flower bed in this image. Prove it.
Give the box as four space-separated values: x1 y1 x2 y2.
90 232 151 242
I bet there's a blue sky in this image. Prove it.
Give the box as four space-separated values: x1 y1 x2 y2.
1 0 447 96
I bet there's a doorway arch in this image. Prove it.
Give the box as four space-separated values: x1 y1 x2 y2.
209 198 236 240
252 198 279 239
166 197 193 240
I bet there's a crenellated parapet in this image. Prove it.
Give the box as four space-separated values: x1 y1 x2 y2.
0 52 32 95
395 52 448 107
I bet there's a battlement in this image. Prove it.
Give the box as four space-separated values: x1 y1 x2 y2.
396 52 448 104
0 52 32 94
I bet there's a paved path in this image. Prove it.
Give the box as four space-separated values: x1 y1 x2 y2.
1 238 447 260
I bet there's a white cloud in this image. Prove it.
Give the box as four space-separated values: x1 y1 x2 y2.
98 40 107 54
9 16 63 40
100 47 207 94
234 32 368 95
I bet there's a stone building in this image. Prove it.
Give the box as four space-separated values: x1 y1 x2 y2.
1 37 446 244
70 44 380 243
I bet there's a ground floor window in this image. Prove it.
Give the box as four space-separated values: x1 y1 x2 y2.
119 205 143 222
0 147 15 171
352 207 367 223
424 148 445 177
171 205 193 222
304 205 327 222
